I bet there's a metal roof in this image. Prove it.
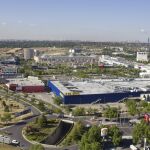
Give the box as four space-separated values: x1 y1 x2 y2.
50 78 150 95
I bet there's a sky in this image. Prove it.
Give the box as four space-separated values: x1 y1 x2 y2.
0 0 150 42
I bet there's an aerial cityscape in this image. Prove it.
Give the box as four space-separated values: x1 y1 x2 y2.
0 0 150 150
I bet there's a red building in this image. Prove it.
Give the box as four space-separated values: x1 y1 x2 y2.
6 76 45 93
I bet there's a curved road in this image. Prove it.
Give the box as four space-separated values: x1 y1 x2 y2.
0 114 58 150
0 103 41 150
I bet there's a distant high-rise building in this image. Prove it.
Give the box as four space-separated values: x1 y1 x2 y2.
148 37 150 51
24 49 34 60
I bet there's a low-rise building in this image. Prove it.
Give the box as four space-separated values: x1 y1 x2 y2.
34 54 98 66
99 55 133 68
136 52 148 62
0 65 18 76
6 76 45 93
139 65 150 78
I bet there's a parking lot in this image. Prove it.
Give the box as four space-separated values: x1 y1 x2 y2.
29 92 61 109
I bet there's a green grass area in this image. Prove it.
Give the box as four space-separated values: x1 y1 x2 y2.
0 144 20 150
24 118 59 142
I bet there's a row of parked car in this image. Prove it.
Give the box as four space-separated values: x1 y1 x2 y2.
0 135 20 146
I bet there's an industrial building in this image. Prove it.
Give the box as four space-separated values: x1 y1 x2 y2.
34 54 98 66
24 49 34 60
99 55 133 68
0 65 18 77
48 79 150 104
6 76 45 93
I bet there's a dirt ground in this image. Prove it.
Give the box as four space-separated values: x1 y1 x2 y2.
0 144 20 150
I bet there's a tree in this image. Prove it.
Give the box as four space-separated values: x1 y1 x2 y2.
29 144 45 150
63 105 72 113
1 113 11 125
147 95 150 101
109 126 122 146
9 103 13 112
53 96 62 106
64 121 85 145
4 105 9 112
34 117 38 124
143 95 146 100
104 107 118 120
72 107 85 116
24 93 28 98
31 98 36 103
86 107 93 115
139 100 148 108
38 115 47 128
125 100 138 116
2 101 6 108
38 101 45 111
80 126 102 150
25 125 39 134
91 142 102 150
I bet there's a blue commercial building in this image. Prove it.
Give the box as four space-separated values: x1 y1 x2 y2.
48 79 150 104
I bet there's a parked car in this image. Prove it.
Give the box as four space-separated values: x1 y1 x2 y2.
129 119 141 126
0 135 20 146
11 140 20 146
0 135 11 144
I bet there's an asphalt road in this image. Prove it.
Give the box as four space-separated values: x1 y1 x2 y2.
2 118 35 150
0 88 78 150
1 115 59 150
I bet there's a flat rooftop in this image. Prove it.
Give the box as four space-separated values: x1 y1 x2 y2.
50 78 150 95
7 76 44 86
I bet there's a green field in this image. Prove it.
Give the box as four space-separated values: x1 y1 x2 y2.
0 144 20 150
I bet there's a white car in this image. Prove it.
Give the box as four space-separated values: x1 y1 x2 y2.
11 140 20 145
129 119 141 126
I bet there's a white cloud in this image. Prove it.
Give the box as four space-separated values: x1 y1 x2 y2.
1 22 7 26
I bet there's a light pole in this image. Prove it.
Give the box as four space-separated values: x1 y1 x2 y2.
144 138 147 150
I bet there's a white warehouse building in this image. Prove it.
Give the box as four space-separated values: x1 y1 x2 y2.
99 55 133 68
136 52 149 62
